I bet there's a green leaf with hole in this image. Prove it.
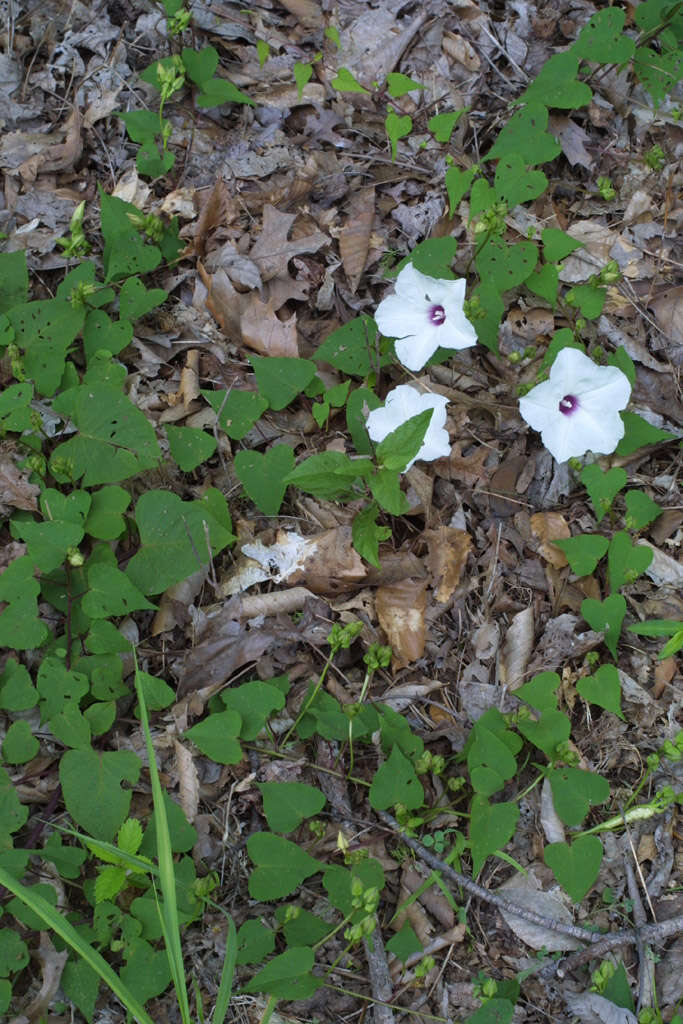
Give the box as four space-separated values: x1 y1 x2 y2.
470 796 519 877
60 748 141 840
51 384 160 486
6 299 85 396
615 412 675 456
36 657 89 721
548 766 610 826
633 47 682 108
486 103 561 166
577 663 624 720
234 444 294 516
520 51 592 108
258 782 326 833
608 531 653 592
185 710 243 765
544 835 602 902
581 594 626 659
573 7 635 63
126 489 234 594
118 276 167 321
248 833 322 900
494 154 547 208
580 464 627 523
552 534 609 576
476 240 537 293
370 745 424 811
249 355 316 410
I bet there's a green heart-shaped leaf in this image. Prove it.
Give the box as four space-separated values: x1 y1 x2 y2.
552 534 609 576
607 531 653 592
475 240 537 293
494 154 547 208
577 663 624 720
548 766 610 826
580 594 626 658
624 490 661 530
544 835 603 902
234 444 295 516
580 464 627 523
573 8 635 63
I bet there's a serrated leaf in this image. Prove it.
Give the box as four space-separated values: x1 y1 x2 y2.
117 818 144 856
551 534 609 576
185 710 243 764
544 835 602 902
247 833 322 900
577 663 624 720
258 782 326 833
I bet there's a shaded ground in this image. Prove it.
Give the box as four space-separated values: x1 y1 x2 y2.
1 0 682 1022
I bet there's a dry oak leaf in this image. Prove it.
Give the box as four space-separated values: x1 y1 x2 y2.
240 293 299 357
199 264 250 338
0 456 40 513
376 577 428 668
425 526 472 603
249 204 328 283
443 442 490 487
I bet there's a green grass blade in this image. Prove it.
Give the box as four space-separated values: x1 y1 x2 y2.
212 908 237 1024
134 655 191 1024
0 865 155 1024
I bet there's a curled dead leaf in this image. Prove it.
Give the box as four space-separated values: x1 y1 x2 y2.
425 526 472 603
530 511 570 568
340 187 375 293
240 293 299 357
376 578 428 668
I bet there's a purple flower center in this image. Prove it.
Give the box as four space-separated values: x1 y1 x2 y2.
559 394 579 416
429 304 446 325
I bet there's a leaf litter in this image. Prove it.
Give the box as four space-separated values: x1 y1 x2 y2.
0 0 682 1021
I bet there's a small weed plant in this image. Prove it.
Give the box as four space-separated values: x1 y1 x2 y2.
0 1 681 1022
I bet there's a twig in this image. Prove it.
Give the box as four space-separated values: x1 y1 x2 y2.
364 925 396 1024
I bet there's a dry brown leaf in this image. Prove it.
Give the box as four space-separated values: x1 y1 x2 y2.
249 204 328 283
177 349 201 411
14 109 82 182
425 526 472 602
194 178 232 259
506 306 554 341
548 113 594 169
12 932 68 1023
444 442 490 487
200 264 250 338
174 738 199 824
151 566 208 636
637 540 683 588
498 606 534 690
0 455 40 513
340 186 375 293
277 0 323 28
530 511 570 568
240 294 299 357
442 31 481 69
376 578 428 668
649 285 683 346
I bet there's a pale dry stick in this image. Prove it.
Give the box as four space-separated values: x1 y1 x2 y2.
624 856 655 1012
364 927 396 1024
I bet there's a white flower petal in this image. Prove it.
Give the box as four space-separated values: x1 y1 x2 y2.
375 266 477 371
520 347 631 462
394 331 441 372
366 386 450 470
375 293 432 340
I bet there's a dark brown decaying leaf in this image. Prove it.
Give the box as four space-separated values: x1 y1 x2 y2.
340 186 375 293
376 577 428 668
425 526 472 602
0 455 40 513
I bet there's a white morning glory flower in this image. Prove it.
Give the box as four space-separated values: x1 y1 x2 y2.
519 347 632 463
375 263 478 372
366 384 450 471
